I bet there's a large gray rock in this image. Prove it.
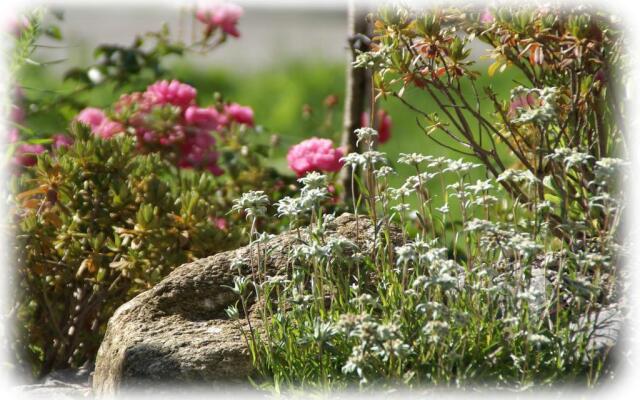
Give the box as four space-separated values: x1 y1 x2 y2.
93 213 393 395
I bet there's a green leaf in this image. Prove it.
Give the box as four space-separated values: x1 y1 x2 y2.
44 25 62 40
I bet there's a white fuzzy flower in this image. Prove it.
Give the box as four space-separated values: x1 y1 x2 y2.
298 171 327 189
232 190 270 219
355 127 378 147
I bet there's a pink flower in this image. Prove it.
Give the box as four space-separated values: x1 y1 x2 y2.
377 111 392 144
224 103 254 126
145 80 197 109
185 106 225 130
178 131 223 176
140 130 158 144
211 216 229 231
286 137 344 177
480 9 495 24
360 109 392 144
196 2 243 38
94 120 124 139
206 163 224 176
75 108 123 139
76 107 107 130
13 143 46 167
52 134 74 149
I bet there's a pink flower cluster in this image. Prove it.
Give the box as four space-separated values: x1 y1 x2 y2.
75 107 124 139
6 128 74 168
146 80 198 109
287 137 344 177
52 134 74 149
360 109 392 144
79 79 254 175
196 2 243 38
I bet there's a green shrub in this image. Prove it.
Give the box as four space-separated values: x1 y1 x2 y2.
357 4 625 243
10 123 288 377
6 7 299 377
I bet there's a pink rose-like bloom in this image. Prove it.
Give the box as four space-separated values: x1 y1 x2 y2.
286 137 344 177
94 120 124 139
14 143 46 167
52 134 74 149
185 106 225 130
224 103 254 126
145 80 197 109
76 107 107 130
196 2 243 37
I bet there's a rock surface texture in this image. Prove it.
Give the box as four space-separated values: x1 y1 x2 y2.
92 213 393 395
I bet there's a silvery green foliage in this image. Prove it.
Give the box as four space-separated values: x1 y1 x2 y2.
298 171 327 190
375 166 396 179
443 158 480 174
594 157 628 185
353 43 394 70
395 244 417 265
510 86 558 125
398 153 431 166
233 147 622 389
340 152 365 170
467 179 493 194
275 172 330 222
225 304 240 320
497 169 539 186
545 148 594 171
355 127 379 147
230 257 248 272
231 190 270 219
341 150 388 172
361 151 388 170
275 196 305 219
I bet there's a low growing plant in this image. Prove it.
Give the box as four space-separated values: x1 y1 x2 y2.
227 128 626 391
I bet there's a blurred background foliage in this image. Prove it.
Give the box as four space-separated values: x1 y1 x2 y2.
19 59 523 209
